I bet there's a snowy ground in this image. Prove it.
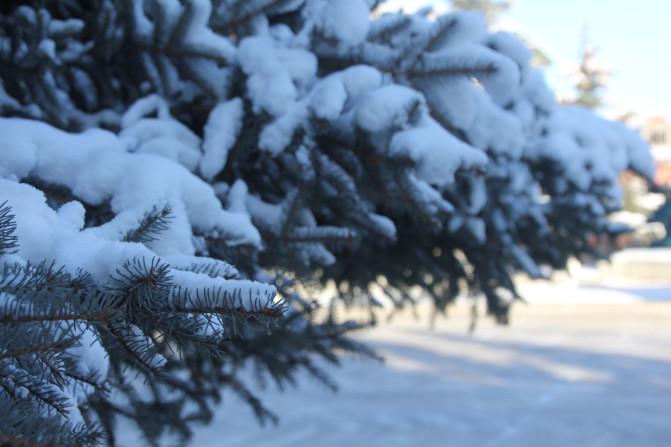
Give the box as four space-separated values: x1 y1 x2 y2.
120 283 671 446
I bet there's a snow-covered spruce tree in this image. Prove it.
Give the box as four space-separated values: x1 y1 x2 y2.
0 0 654 445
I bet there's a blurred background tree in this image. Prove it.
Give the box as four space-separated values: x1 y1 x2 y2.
570 27 610 109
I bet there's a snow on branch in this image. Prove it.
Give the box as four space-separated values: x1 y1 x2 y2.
0 118 260 253
0 1 657 444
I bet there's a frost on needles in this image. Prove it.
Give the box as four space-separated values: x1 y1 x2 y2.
0 1 654 446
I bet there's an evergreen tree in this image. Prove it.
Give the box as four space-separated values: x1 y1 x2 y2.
571 27 610 109
0 1 654 445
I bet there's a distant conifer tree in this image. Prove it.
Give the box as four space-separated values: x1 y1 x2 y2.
571 27 610 109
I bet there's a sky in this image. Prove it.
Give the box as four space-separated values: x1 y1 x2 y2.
379 0 671 118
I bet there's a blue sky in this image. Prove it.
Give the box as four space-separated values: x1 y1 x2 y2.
381 0 671 117
506 0 671 117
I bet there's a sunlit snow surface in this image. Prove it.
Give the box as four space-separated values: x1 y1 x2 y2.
119 283 671 447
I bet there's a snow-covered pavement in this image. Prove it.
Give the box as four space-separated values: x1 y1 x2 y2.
121 284 671 446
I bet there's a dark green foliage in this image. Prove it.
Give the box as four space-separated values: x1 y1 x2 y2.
0 1 650 446
0 207 291 446
0 399 102 447
0 202 18 256
123 205 173 244
0 0 622 325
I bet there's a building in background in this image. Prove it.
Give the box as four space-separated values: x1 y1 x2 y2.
608 115 668 247
638 115 671 186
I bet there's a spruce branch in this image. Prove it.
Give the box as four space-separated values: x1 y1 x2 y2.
422 16 460 53
109 257 173 310
0 201 18 256
0 368 72 417
368 15 413 44
0 432 47 447
211 0 300 34
400 57 498 79
100 321 165 373
182 260 240 280
123 205 174 244
0 339 75 361
279 189 303 238
285 226 357 244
